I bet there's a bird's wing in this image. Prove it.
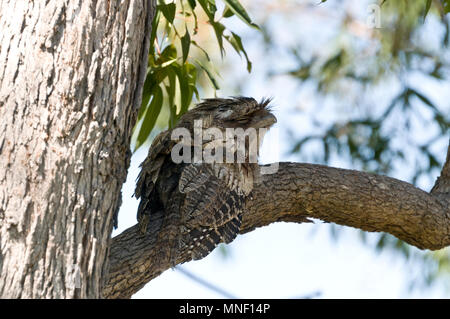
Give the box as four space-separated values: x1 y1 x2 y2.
135 129 175 232
178 164 246 260
179 213 242 261
135 130 174 199
180 164 246 227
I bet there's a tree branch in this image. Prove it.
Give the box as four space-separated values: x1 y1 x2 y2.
103 144 450 298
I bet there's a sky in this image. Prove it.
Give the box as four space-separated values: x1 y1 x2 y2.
112 0 449 298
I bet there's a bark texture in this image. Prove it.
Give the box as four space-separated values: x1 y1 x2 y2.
104 142 450 298
0 0 155 298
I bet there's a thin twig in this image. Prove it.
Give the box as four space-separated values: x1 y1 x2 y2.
175 266 238 299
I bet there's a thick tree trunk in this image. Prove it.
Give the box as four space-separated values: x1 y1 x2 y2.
0 0 155 298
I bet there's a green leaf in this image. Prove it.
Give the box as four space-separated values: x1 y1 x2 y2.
322 50 344 72
211 21 226 55
172 66 188 119
174 63 197 117
166 67 177 128
160 44 178 61
166 67 176 106
175 74 189 119
424 0 432 20
198 0 217 21
222 0 259 29
137 63 172 126
186 63 198 101
150 66 169 84
135 85 164 151
160 58 178 68
180 26 191 63
197 0 225 53
149 10 161 55
192 40 211 61
225 32 252 72
159 2 176 24
195 59 220 90
444 0 450 13
222 6 234 18
187 0 196 9
137 73 154 121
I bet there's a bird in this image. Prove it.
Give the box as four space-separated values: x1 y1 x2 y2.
134 97 277 265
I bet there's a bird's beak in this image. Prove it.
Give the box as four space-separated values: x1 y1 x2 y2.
254 113 277 128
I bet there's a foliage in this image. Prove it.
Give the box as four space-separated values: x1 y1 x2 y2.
285 1 449 182
277 0 450 290
132 0 257 150
134 0 450 293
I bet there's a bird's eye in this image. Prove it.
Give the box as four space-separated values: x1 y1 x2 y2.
218 106 228 112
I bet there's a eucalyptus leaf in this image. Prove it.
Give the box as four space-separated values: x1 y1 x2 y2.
195 59 220 90
187 0 196 9
198 0 216 21
423 0 432 20
159 2 176 24
181 27 191 63
222 6 234 18
166 67 177 128
226 32 252 72
192 40 211 61
135 85 164 151
222 0 259 29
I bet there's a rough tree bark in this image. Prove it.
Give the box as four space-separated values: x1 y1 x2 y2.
0 0 155 298
104 143 450 299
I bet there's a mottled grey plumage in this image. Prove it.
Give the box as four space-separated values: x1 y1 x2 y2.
135 97 276 263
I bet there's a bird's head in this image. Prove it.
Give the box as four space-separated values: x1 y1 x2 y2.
172 97 277 165
177 97 277 131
